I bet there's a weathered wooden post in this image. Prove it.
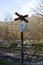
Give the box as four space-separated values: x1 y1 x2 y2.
14 12 28 64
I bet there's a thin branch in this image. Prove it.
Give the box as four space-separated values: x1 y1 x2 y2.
32 8 43 16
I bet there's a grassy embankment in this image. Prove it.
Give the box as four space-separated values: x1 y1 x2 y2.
0 59 25 65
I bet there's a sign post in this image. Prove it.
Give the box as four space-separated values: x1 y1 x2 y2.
18 21 27 64
14 12 28 64
21 32 23 64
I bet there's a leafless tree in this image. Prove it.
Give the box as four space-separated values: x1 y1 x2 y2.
32 0 43 17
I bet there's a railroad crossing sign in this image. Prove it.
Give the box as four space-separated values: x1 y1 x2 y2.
14 12 28 64
15 12 28 23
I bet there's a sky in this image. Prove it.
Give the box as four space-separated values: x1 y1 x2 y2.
0 0 40 21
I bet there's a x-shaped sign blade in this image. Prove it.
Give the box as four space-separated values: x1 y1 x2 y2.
15 12 28 23
15 12 28 17
15 12 21 17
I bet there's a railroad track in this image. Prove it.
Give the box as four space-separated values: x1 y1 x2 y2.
0 47 21 53
0 47 43 57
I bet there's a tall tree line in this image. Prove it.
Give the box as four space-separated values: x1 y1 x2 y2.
0 15 43 41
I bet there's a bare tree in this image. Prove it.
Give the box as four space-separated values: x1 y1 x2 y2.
32 0 43 17
4 12 13 22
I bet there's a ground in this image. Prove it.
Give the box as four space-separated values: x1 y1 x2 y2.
0 59 25 65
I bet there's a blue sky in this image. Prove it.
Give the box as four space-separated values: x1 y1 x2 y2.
0 0 40 21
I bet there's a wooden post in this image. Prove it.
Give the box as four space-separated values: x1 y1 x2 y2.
21 32 24 64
